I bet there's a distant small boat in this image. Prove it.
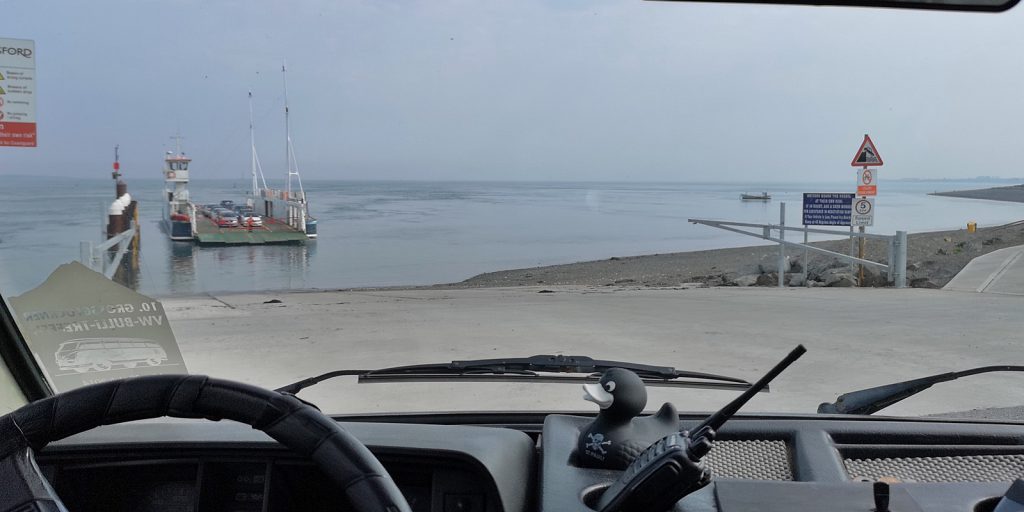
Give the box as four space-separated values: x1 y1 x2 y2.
741 192 771 201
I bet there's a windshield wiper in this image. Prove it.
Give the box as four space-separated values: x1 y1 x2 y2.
276 354 756 395
817 365 1024 415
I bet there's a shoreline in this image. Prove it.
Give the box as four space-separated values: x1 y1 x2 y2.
432 221 1024 290
147 183 1024 298
929 184 1024 203
435 184 1024 291
156 219 1024 299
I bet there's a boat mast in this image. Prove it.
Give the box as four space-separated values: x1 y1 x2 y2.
282 62 305 201
170 133 184 155
249 90 268 202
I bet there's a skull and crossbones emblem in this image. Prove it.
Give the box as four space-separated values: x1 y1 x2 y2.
586 432 612 455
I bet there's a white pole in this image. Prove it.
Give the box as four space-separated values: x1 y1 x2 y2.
283 62 292 198
249 91 268 193
249 91 257 203
803 227 809 286
849 225 855 274
282 61 306 202
779 202 786 288
887 237 895 284
80 241 93 271
895 230 907 289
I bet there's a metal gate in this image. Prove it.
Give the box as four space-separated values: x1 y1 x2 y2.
689 202 907 288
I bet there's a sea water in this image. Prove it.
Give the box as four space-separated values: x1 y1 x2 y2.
0 177 1019 296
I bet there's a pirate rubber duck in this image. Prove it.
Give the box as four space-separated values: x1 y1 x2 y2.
577 368 679 469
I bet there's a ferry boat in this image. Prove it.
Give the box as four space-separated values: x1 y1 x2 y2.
159 65 316 245
740 192 771 201
158 122 309 245
162 140 195 241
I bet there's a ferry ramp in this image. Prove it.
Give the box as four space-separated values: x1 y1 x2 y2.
944 245 1024 296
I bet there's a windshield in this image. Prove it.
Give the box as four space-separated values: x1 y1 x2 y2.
1 0 1022 418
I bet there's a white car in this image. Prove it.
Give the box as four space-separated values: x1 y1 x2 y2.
240 213 263 227
215 211 239 227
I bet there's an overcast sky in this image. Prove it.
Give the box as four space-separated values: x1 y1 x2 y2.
3 0 1023 181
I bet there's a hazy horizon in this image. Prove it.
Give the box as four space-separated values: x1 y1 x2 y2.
3 0 1024 181
3 174 1020 185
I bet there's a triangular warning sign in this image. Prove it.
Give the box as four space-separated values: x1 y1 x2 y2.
0 86 6 95
851 134 883 167
0 72 5 80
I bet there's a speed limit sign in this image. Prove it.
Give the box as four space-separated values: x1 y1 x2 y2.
852 197 874 227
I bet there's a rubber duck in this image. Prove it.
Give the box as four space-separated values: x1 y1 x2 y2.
577 368 679 469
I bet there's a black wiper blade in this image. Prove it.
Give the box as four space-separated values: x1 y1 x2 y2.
817 365 1024 415
276 354 753 395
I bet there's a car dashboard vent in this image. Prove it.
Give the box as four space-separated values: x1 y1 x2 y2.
705 439 793 481
844 454 1024 483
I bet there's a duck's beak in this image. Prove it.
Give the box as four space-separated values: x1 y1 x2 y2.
583 383 613 409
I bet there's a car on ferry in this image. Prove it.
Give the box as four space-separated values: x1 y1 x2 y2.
240 213 263 227
199 204 220 218
215 212 239 228
211 207 232 218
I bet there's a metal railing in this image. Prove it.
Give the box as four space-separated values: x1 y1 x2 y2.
80 222 138 279
689 203 907 288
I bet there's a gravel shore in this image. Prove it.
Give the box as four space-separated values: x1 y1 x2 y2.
930 184 1024 203
435 220 1024 289
433 184 1024 290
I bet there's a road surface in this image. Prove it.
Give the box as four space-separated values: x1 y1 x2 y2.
161 286 1023 419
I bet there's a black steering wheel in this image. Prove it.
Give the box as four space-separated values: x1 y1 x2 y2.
0 375 412 512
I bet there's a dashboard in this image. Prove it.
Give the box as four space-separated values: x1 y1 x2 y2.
35 413 1024 512
41 453 490 512
37 420 535 512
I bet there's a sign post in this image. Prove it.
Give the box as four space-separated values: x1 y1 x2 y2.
857 168 878 196
802 193 854 226
802 192 854 285
851 134 883 286
851 134 883 167
851 197 875 226
0 38 36 147
859 225 865 284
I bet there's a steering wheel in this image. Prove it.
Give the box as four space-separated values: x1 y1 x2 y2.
0 375 412 512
